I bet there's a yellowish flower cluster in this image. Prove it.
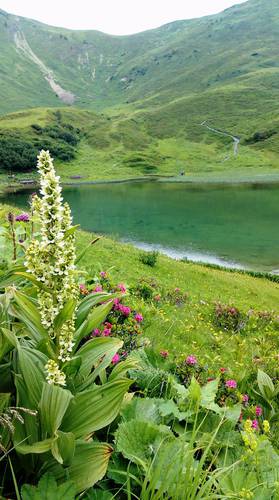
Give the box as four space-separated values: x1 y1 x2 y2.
25 150 79 383
45 359 66 386
242 420 257 451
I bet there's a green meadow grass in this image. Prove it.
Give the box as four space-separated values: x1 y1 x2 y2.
76 229 279 378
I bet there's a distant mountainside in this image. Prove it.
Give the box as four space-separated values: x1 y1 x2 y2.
1 0 279 179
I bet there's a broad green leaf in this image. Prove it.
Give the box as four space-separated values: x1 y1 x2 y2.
0 328 15 360
0 265 25 289
109 357 139 382
62 378 131 438
257 369 275 401
201 379 219 407
17 346 48 408
1 327 18 349
14 272 50 292
0 392 10 412
51 430 75 466
16 437 54 455
21 472 75 500
75 337 122 389
53 299 77 332
188 376 201 404
74 300 115 346
39 383 73 436
83 491 114 500
14 373 39 446
115 419 174 469
75 292 115 329
49 442 113 494
10 291 48 342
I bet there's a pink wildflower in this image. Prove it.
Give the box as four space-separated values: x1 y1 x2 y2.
252 419 259 430
220 367 227 373
186 355 197 366
111 353 120 365
160 350 169 358
242 394 249 405
119 305 131 316
255 406 262 417
113 298 120 310
15 213 29 222
93 285 103 293
103 328 111 337
91 328 100 337
134 313 143 323
100 271 107 278
175 287 180 292
154 294 161 302
225 379 237 389
117 283 127 293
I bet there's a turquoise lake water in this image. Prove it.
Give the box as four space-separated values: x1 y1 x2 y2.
2 181 279 272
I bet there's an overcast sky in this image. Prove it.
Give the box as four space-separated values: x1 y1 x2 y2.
0 0 247 35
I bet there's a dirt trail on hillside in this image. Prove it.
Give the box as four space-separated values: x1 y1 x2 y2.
201 120 240 156
14 30 75 104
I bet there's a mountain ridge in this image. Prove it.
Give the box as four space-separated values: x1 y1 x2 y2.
1 0 279 180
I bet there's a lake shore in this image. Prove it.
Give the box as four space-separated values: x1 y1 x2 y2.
2 171 279 195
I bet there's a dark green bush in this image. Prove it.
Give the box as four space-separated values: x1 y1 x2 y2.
139 250 159 267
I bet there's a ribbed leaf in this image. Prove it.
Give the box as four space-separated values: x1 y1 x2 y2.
0 328 15 360
74 300 115 346
75 292 115 329
50 442 113 494
11 291 48 342
0 265 25 290
51 430 75 465
62 378 131 438
75 337 122 386
16 437 54 455
257 369 275 400
17 346 48 408
109 358 139 382
14 272 50 292
39 383 73 436
53 299 77 332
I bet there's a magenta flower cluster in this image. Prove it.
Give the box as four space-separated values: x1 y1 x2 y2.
114 299 131 316
225 379 237 389
15 213 30 222
186 355 197 366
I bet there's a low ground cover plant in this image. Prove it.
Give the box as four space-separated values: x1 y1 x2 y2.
0 151 278 498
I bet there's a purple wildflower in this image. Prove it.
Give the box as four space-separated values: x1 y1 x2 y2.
225 379 237 389
186 355 197 366
15 213 29 222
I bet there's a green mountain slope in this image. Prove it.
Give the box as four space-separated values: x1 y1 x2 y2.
1 0 279 180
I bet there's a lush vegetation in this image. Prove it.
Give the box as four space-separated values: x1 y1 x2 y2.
0 151 278 498
0 111 81 173
2 1 279 183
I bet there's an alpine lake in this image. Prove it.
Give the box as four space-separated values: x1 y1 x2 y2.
2 180 279 273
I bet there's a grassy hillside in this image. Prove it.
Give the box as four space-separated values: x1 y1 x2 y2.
1 105 279 189
1 0 279 180
0 200 278 377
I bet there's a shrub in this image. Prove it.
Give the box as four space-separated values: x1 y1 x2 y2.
139 250 158 267
213 303 246 332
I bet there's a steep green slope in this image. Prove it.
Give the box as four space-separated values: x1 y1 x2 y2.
1 0 279 180
1 0 279 114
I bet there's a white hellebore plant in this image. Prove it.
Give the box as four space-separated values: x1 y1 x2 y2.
25 150 79 384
